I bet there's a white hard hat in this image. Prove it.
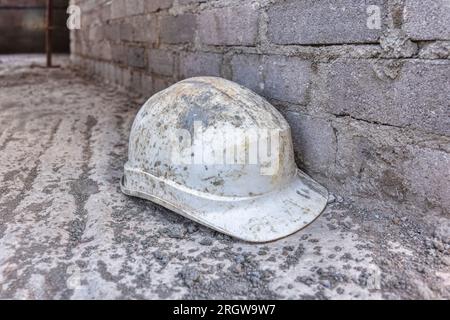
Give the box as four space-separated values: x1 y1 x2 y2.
121 77 328 242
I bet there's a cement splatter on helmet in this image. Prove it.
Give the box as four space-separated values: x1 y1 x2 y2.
121 77 328 242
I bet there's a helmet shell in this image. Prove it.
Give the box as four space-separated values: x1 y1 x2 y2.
122 77 328 242
127 77 297 197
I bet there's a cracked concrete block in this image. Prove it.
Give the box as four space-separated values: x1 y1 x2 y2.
403 0 450 40
198 5 259 46
148 49 175 76
179 52 221 78
327 118 450 215
160 14 197 44
268 0 385 45
312 59 450 136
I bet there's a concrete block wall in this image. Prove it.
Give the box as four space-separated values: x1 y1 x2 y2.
70 0 450 216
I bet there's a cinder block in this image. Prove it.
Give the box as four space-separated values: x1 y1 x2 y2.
403 146 450 214
128 46 146 68
327 117 450 215
283 111 337 176
146 0 172 12
118 16 157 43
152 76 174 94
88 26 104 42
126 0 145 16
100 2 112 22
148 49 175 76
112 65 123 85
160 14 196 44
312 59 450 136
100 41 112 61
132 15 158 44
403 0 450 40
130 71 143 93
111 0 126 19
111 44 126 64
231 54 312 104
264 56 312 105
120 23 134 41
104 23 120 41
121 67 132 87
231 54 265 95
198 5 259 45
179 52 222 78
268 0 385 45
141 74 153 96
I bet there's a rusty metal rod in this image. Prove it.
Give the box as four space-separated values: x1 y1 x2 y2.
46 0 53 67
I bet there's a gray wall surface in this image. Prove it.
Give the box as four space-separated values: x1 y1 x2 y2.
70 0 450 216
0 0 70 53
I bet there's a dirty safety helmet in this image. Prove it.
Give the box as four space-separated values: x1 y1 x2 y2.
121 77 328 242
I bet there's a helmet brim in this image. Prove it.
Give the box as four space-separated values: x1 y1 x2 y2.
121 168 328 243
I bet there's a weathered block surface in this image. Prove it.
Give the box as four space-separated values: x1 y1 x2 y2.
230 54 265 95
264 56 312 105
125 0 145 16
312 60 450 136
130 15 158 44
281 110 450 216
146 0 172 12
231 54 312 105
198 5 259 46
148 49 175 76
179 52 222 78
160 14 197 44
403 0 450 40
127 46 146 68
268 0 385 45
283 112 337 176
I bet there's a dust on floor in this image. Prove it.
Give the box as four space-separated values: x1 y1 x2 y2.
0 55 448 299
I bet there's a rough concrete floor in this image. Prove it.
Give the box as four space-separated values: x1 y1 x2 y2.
0 55 449 300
